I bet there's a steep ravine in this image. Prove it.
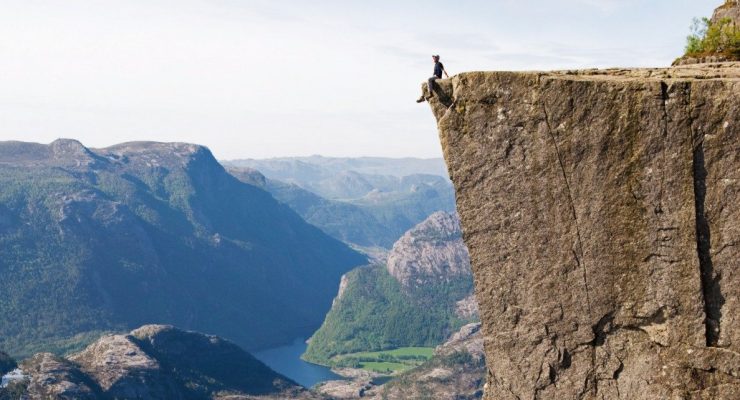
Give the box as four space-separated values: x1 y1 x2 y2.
425 63 739 399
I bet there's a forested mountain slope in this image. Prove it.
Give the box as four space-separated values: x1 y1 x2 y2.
0 139 366 357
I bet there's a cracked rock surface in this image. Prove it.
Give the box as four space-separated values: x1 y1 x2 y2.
425 62 739 399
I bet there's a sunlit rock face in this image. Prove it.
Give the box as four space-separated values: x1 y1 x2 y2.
426 63 739 399
386 210 471 289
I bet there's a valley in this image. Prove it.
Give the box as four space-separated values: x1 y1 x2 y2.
224 156 455 250
0 144 480 399
3 1 737 399
302 211 476 368
329 347 435 374
0 140 367 357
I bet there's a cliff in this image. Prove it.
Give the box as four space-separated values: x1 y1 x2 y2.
713 0 740 23
425 62 739 399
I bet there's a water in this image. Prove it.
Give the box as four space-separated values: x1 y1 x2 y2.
253 338 344 388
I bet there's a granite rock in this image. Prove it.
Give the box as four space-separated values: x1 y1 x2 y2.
425 63 739 399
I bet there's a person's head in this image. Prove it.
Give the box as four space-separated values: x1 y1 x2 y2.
432 55 440 62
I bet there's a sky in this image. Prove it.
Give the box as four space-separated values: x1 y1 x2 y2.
0 0 722 159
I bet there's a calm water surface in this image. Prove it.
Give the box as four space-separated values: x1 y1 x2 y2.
253 338 344 388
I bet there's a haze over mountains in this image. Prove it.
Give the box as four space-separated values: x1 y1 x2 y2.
0 139 366 357
225 156 449 191
225 156 455 249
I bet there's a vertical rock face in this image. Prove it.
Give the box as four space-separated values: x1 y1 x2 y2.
425 63 739 399
712 1 740 25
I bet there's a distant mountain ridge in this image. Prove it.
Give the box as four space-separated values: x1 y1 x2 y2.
0 139 366 357
228 167 392 250
223 156 450 201
225 157 455 249
225 156 449 184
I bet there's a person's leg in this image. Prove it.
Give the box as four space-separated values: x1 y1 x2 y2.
427 76 437 95
417 77 437 103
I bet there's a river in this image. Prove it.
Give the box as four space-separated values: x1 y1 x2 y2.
252 338 344 388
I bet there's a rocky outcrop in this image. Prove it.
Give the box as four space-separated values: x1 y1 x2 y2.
69 333 177 399
16 325 322 399
456 293 481 319
713 1 740 26
426 63 739 399
22 353 100 399
313 369 379 400
435 322 485 361
387 211 472 289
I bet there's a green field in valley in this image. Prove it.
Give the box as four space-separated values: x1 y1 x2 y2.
330 347 435 374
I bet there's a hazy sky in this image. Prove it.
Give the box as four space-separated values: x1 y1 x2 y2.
0 0 720 159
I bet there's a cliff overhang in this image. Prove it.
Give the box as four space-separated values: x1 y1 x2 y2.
426 62 739 399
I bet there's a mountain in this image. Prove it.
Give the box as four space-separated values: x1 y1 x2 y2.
425 60 739 397
225 158 456 249
386 210 472 288
0 139 366 357
302 211 476 365
225 156 449 186
3 325 322 399
227 167 392 249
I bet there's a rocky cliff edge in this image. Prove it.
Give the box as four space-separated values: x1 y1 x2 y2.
425 62 739 399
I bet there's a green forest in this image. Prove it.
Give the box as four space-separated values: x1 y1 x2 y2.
302 264 474 366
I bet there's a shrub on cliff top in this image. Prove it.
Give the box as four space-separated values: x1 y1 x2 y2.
684 16 740 59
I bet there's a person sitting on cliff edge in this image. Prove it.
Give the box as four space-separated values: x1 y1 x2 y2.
416 55 449 103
